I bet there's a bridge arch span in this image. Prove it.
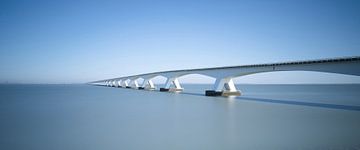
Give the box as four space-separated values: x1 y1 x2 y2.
176 73 216 83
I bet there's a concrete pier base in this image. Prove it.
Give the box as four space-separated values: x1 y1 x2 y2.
160 88 183 92
160 88 169 92
169 88 183 92
205 90 241 96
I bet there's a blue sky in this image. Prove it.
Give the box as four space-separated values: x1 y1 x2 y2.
0 0 360 84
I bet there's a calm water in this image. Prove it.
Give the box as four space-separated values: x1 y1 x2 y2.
0 84 360 150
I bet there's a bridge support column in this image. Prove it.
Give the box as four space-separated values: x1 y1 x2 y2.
117 80 122 88
205 78 241 96
129 80 139 89
160 77 183 92
113 81 118 87
112 80 116 87
121 80 130 88
139 79 156 90
114 80 121 87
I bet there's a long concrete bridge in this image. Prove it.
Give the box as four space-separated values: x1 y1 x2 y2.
90 56 360 96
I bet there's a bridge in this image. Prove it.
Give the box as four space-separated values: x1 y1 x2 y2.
89 56 360 96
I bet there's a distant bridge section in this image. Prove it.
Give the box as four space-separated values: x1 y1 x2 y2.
90 56 360 96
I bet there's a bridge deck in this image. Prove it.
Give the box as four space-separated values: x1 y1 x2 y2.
93 56 360 82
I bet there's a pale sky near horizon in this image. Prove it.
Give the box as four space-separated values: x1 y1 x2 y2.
1 0 360 84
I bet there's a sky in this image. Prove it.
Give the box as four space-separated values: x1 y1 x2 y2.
0 0 360 84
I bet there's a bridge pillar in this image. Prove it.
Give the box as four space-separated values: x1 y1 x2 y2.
129 80 139 89
119 80 124 88
139 79 156 90
112 80 116 87
122 80 130 88
205 78 241 96
117 80 122 88
160 77 183 92
114 80 120 87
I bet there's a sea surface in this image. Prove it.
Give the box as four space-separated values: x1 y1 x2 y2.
0 84 360 150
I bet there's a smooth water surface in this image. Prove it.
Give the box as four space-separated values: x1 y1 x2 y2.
0 84 360 150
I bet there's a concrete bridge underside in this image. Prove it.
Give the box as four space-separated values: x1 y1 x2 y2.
90 56 360 96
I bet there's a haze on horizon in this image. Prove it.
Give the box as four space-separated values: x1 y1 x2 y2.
1 0 360 84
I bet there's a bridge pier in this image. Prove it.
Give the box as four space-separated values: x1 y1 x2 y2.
139 79 156 90
206 78 241 96
121 80 130 88
129 79 139 89
113 80 118 87
160 77 183 92
112 80 117 87
117 80 122 88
